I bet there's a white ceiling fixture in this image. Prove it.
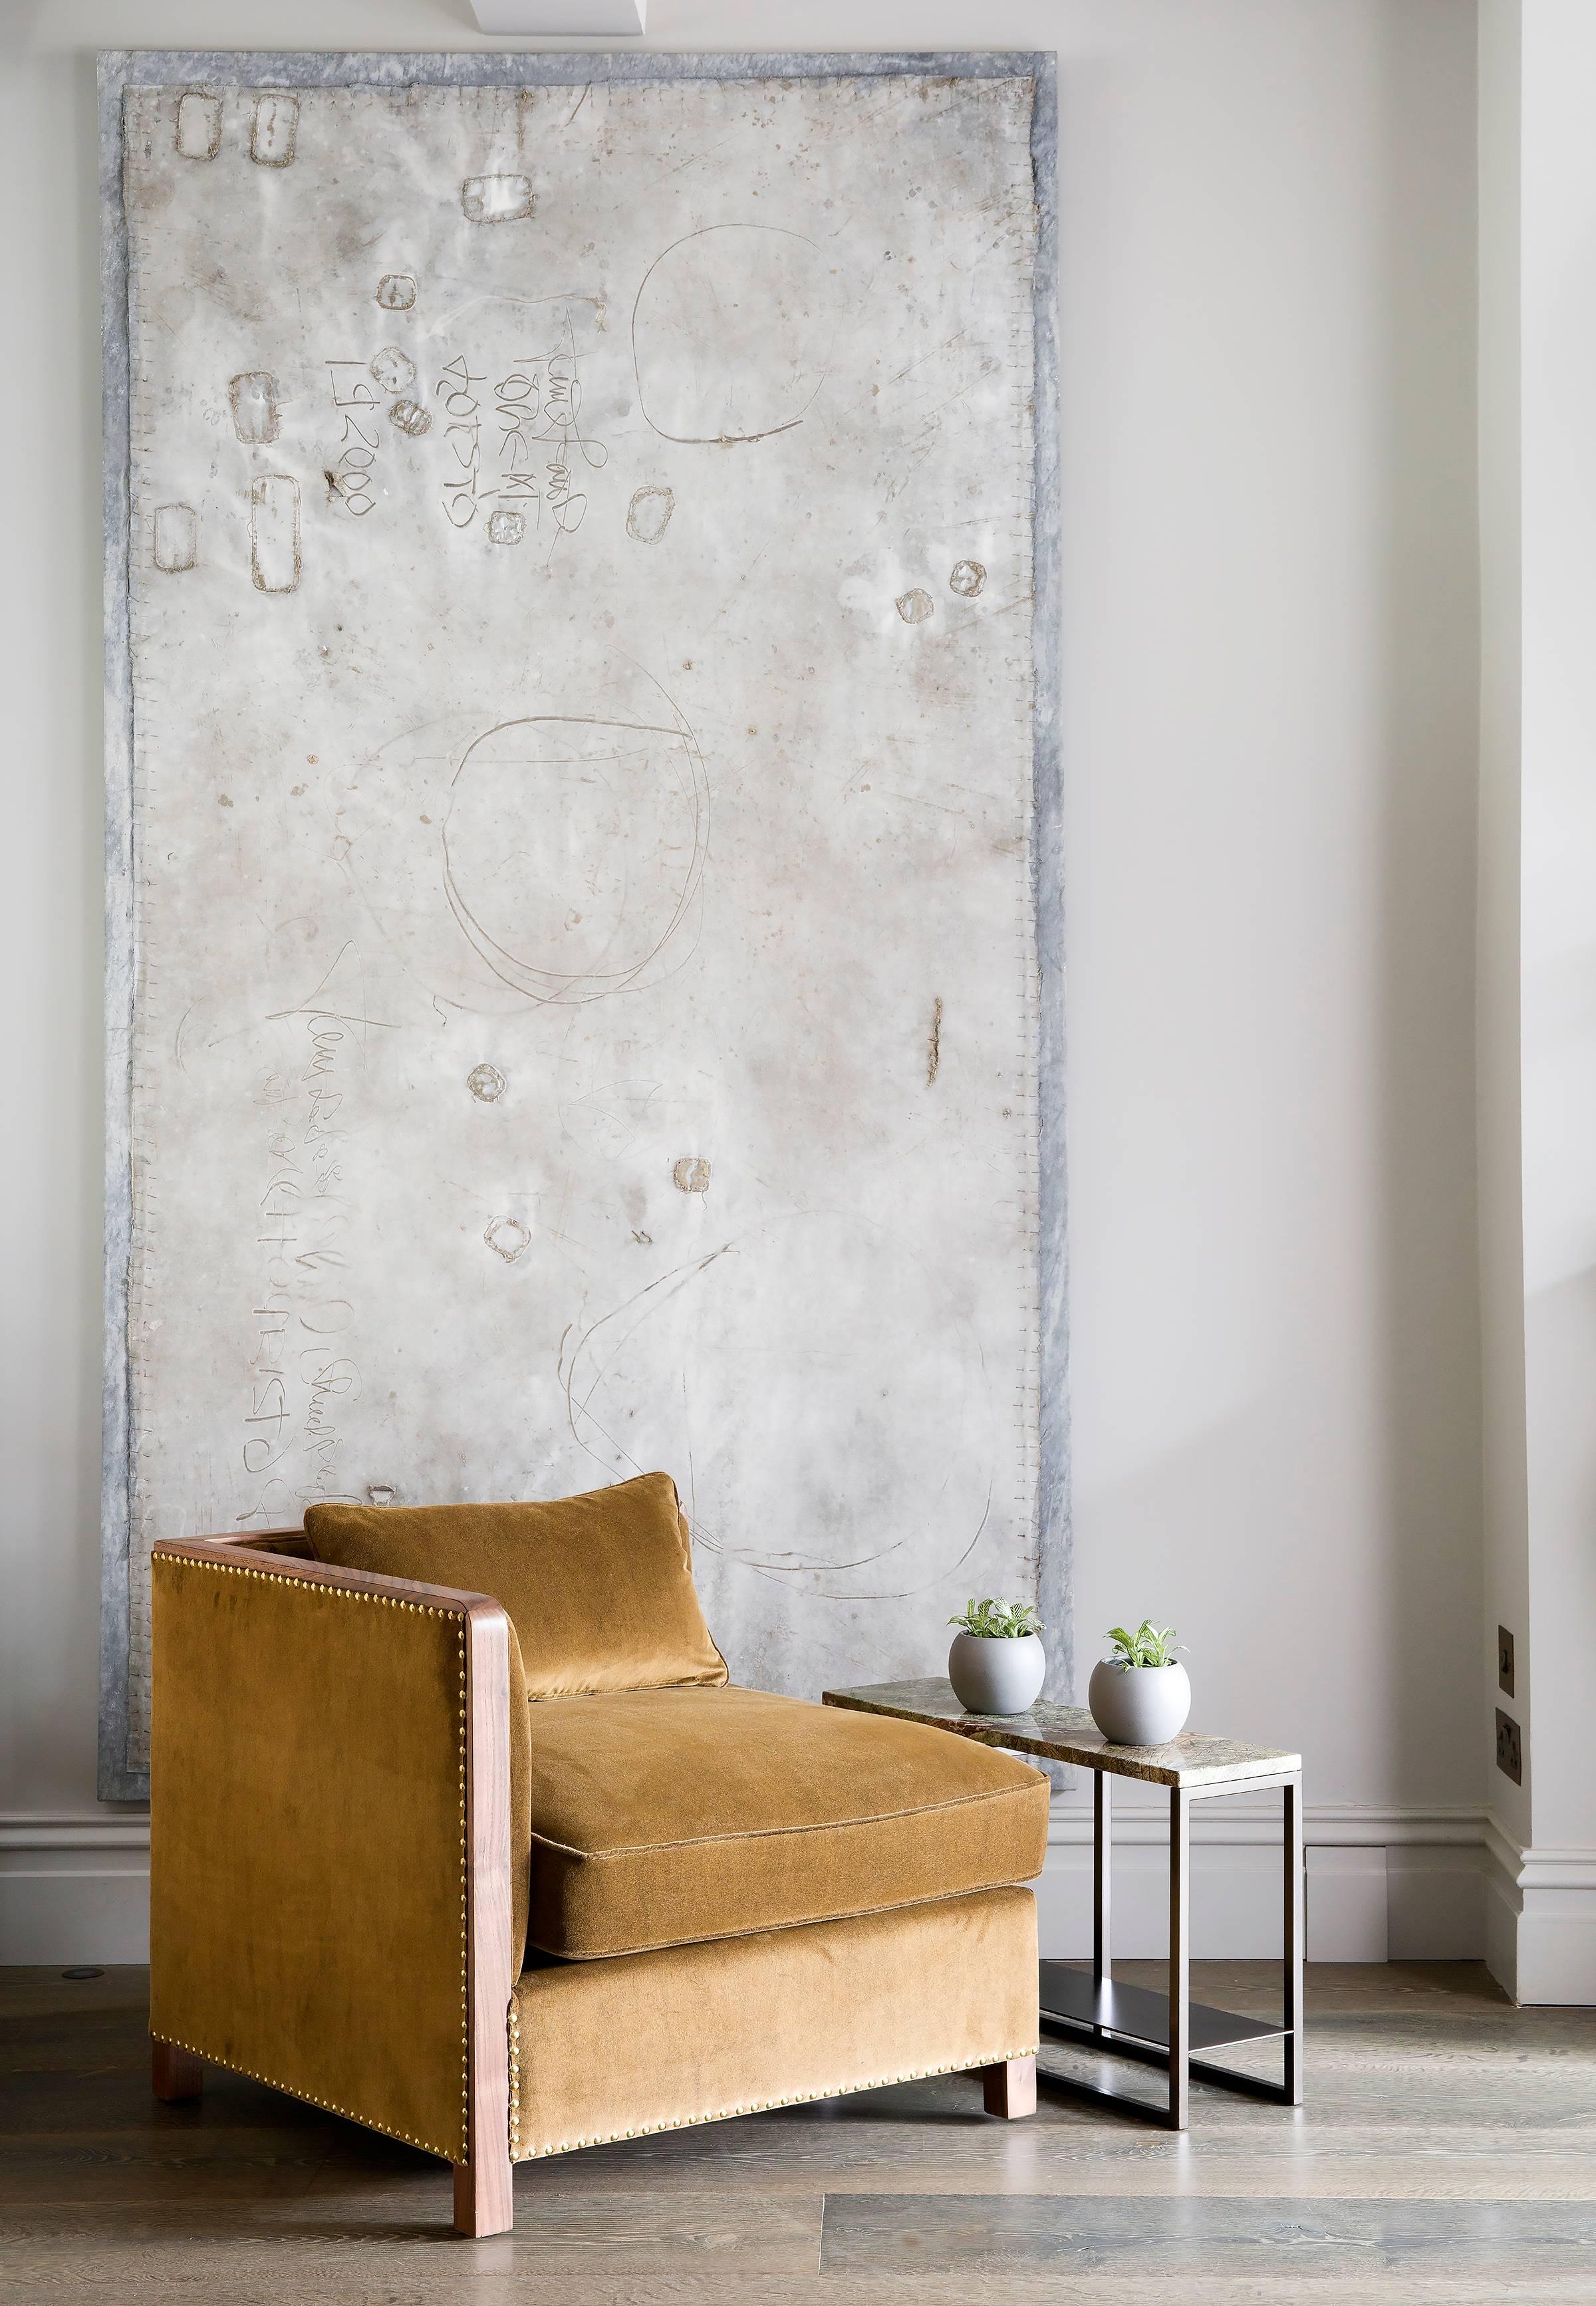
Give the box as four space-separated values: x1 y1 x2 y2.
469 0 644 29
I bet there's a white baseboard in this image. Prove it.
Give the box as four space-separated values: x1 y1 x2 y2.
1035 1800 1487 1964
0 1816 152 1964
0 1801 1505 1975
1387 1843 1485 1960
1483 1817 1596 2004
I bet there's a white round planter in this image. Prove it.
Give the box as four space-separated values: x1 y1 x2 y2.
1087 1659 1191 1746
948 1631 1046 1717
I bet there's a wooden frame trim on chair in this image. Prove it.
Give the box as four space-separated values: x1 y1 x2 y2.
148 1530 517 2236
456 1575 515 2237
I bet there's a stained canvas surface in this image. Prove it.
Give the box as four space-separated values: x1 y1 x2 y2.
110 64 1047 1777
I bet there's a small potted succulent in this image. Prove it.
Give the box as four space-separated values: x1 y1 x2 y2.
946 1597 1045 1717
1088 1620 1190 1745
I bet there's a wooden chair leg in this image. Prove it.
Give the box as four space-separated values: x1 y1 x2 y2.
152 2037 203 2103
453 2153 515 2238
982 2053 1037 2118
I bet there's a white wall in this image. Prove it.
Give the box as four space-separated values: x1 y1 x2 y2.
0 0 1485 1962
1477 0 1596 2004
1057 0 1480 1820
1519 0 1596 1921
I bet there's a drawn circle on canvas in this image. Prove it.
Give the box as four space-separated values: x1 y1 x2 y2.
442 713 706 1002
631 225 840 446
561 1211 997 1601
338 661 709 1016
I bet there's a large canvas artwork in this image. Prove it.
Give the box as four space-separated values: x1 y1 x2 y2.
98 51 1063 1798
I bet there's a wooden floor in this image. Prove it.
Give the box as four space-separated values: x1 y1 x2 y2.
4 1960 1596 2301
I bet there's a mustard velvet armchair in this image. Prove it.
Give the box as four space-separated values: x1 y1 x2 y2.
148 1493 1047 2239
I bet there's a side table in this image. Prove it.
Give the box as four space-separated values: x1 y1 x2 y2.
821 1678 1303 2131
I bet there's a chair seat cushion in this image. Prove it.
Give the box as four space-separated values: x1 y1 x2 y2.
523 1684 1049 1958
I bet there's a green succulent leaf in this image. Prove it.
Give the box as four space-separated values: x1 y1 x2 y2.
948 1597 1044 1640
1103 1618 1188 1669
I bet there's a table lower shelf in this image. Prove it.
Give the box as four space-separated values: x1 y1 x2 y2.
1038 1962 1289 2053
1035 1962 1297 2124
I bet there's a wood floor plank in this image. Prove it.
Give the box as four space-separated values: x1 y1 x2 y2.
7 2122 1596 2234
1034 2037 1596 2128
0 2073 342 2136
319 2111 1596 2196
0 1968 148 2021
3 2266 1595 2304
0 2191 822 2277
0 2129 327 2202
820 2192 1596 2277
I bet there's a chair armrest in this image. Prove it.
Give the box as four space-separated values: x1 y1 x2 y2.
149 1535 521 2172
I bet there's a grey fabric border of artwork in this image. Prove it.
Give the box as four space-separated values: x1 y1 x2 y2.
96 45 1066 1802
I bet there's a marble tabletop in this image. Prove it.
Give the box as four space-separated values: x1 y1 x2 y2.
821 1678 1301 1788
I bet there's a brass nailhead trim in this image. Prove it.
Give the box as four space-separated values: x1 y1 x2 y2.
154 1553 471 2164
508 2042 1041 2162
150 2029 460 2163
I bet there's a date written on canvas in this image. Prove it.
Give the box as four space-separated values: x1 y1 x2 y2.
324 362 382 516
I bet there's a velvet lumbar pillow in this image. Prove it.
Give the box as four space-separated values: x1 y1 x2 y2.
304 1471 728 1700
